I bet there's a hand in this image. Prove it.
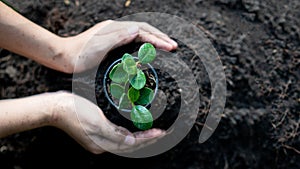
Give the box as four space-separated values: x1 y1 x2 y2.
61 20 178 73
1 4 177 74
50 91 166 154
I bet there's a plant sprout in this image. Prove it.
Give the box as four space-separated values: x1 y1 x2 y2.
109 43 156 130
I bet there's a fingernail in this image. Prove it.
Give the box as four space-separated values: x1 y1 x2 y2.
171 40 178 48
153 129 164 136
144 129 163 138
127 26 139 35
163 44 173 51
124 135 135 145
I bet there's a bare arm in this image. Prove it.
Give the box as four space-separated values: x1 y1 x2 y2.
0 93 53 138
0 1 177 73
0 92 165 154
0 2 172 153
0 1 68 72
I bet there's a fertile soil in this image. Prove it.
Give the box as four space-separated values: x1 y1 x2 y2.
99 54 161 132
0 0 299 169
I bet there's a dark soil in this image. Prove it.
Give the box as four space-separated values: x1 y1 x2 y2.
0 0 299 169
96 42 183 132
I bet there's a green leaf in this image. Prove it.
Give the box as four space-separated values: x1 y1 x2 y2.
123 57 137 75
131 105 153 130
128 87 140 102
119 93 131 110
138 43 156 64
136 87 154 105
109 63 128 83
122 53 133 61
129 69 146 90
110 83 124 99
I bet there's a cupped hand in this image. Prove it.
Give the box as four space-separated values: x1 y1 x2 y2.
50 91 165 154
61 20 177 73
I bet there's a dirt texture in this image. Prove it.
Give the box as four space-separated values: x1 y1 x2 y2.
0 0 299 169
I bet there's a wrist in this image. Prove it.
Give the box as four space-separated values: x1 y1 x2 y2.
46 91 75 127
45 36 75 73
59 35 85 73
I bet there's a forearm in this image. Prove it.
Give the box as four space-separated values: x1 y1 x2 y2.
0 2 71 72
0 93 56 138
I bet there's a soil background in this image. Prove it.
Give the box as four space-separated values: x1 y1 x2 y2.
0 0 299 169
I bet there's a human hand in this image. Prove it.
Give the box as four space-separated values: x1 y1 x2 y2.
50 91 166 154
1 4 176 74
60 20 178 73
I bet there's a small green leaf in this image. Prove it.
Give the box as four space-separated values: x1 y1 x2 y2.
119 93 131 110
109 63 128 83
123 57 137 75
129 69 146 90
122 53 133 61
136 87 154 105
128 87 140 102
138 43 156 64
110 83 124 99
131 105 153 130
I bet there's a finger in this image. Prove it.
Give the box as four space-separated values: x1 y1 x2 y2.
138 22 178 50
100 119 135 145
87 121 136 153
122 129 166 149
151 33 178 50
95 128 166 153
134 128 165 139
134 128 165 144
117 128 166 153
104 117 165 144
142 27 177 49
96 25 139 50
137 30 174 51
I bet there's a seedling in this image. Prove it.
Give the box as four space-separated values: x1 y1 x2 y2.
109 43 156 130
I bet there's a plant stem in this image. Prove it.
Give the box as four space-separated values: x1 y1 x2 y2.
136 61 142 69
131 102 135 108
136 61 141 66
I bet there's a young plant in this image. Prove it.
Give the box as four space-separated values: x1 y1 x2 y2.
109 43 156 130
